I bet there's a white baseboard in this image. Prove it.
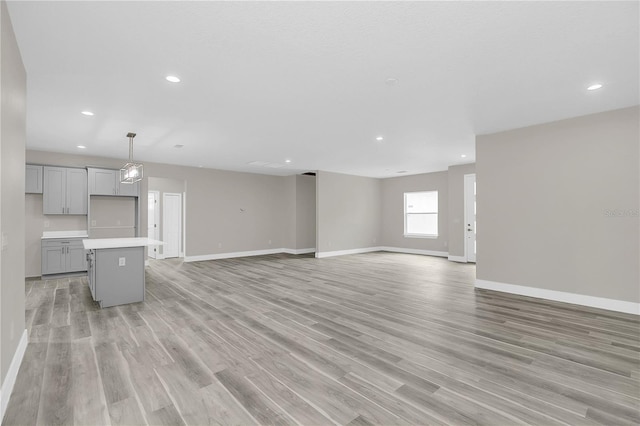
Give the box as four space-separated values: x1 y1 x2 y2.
315 247 382 258
380 247 448 258
282 248 316 255
185 248 286 262
475 279 640 315
1 329 28 421
448 255 467 262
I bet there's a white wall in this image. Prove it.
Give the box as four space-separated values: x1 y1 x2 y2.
476 106 639 305
1 0 27 402
295 175 316 250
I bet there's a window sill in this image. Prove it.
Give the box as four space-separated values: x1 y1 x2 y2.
404 234 438 239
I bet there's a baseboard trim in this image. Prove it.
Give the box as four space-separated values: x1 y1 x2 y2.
184 248 283 262
315 247 382 258
475 279 640 315
282 248 316 255
1 329 28 421
448 255 467 263
381 247 448 258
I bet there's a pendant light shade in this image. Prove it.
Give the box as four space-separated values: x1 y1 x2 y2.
120 132 143 184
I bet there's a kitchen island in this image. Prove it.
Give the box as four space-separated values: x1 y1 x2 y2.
83 237 163 308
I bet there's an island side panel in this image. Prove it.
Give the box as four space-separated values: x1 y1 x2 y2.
94 246 145 308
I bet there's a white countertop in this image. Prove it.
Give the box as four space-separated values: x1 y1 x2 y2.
42 230 89 239
82 237 164 250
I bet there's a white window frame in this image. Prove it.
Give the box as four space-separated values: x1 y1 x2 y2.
404 191 438 238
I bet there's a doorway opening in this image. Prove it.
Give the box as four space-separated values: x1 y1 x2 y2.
464 173 476 263
147 177 186 260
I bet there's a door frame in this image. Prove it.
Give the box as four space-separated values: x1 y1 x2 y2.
148 191 160 259
464 173 476 263
163 192 182 259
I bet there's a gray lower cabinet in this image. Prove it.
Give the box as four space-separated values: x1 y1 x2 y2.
43 166 88 214
41 239 87 275
87 247 144 308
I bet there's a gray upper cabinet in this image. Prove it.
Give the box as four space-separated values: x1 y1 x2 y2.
26 164 43 193
43 166 88 215
88 167 139 197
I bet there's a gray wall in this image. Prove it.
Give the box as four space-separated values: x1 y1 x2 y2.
316 171 381 253
381 171 449 253
25 151 316 265
148 177 186 256
1 0 26 384
295 175 316 250
447 163 476 257
477 106 640 303
89 196 137 239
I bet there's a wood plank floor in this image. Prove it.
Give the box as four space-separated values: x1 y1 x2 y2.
4 252 640 425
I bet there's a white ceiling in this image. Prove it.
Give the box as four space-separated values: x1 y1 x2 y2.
7 1 639 178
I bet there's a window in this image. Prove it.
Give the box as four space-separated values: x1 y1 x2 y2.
404 191 438 237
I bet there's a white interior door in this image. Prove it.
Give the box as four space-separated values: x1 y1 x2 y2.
163 193 182 259
147 191 159 259
464 174 476 263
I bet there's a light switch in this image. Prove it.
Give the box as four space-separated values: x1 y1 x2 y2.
91 220 97 226
44 220 50 228
1 232 7 251
119 257 126 266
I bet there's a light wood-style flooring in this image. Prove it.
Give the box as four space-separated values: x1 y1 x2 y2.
3 252 640 425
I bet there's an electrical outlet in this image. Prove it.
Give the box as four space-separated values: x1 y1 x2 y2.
116 220 121 226
268 239 272 245
91 220 97 226
119 257 126 266
44 220 50 228
218 243 222 248
1 232 7 251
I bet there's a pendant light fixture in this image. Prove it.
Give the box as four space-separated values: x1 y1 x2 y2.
120 132 143 184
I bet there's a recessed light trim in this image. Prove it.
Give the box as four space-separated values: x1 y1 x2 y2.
81 111 94 116
285 159 292 164
166 75 181 83
174 144 184 148
77 145 86 149
396 170 407 174
376 136 384 141
385 78 399 86
587 83 603 91
461 154 467 158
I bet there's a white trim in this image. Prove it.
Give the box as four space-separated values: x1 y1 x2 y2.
282 248 316 255
380 247 448 257
464 173 476 263
1 330 28 421
163 192 182 259
315 247 382 258
448 255 467 263
475 279 640 315
144 260 150 267
184 248 284 262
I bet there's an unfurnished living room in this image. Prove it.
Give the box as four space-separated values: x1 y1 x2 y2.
1 1 638 425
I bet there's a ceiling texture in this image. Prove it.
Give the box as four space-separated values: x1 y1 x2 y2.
7 1 639 177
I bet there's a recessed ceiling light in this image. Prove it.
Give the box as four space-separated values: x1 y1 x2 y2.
587 83 603 91
81 111 94 116
285 159 292 164
396 170 407 174
174 144 184 148
385 78 399 86
461 154 467 158
166 75 181 83
77 145 86 149
376 136 384 141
